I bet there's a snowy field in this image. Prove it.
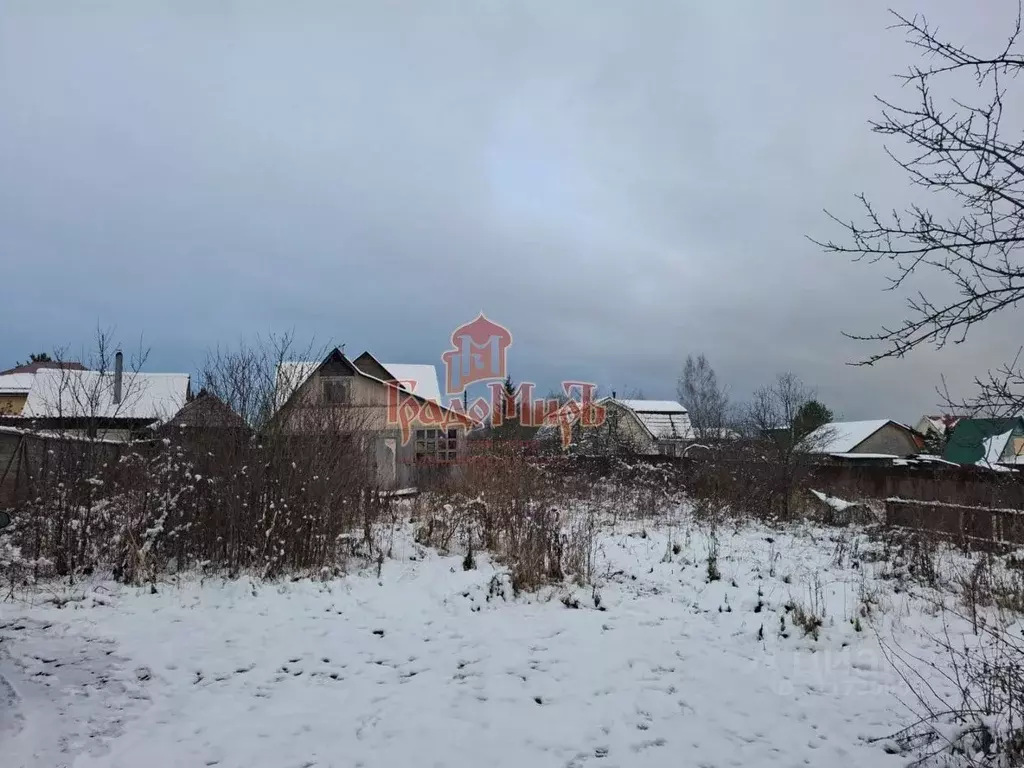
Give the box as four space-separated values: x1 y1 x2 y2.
0 513 990 768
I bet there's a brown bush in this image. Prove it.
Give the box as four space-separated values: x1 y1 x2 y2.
415 443 600 590
1 418 385 588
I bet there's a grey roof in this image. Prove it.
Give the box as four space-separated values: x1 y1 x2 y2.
610 398 693 440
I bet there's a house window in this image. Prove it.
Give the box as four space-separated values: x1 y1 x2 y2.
321 377 351 405
415 428 458 463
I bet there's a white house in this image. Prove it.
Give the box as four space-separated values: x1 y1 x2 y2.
14 354 190 441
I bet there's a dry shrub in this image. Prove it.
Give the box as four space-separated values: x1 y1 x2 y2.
1 423 385 588
524 455 684 525
788 602 824 640
882 614 1024 768
683 447 794 524
875 543 1024 766
865 526 947 589
416 443 598 590
960 555 1024 634
0 335 389 587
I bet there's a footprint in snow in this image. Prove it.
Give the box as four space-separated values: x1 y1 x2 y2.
631 738 666 753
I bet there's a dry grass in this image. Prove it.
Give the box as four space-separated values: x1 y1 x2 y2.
413 446 619 591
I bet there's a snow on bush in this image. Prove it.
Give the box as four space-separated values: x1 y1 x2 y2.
2 426 386 587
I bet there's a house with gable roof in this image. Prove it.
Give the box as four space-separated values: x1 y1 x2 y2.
0 360 88 415
271 347 474 488
3 353 190 442
540 397 696 456
604 399 694 456
914 414 963 441
943 417 1024 468
160 390 250 439
802 419 920 458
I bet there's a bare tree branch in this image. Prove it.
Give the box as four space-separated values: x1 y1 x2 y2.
677 354 731 440
812 5 1024 414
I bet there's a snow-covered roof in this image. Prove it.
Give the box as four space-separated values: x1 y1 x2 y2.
692 427 742 440
544 397 695 442
274 360 443 408
805 419 892 454
0 373 35 394
0 424 134 445
615 399 686 413
979 429 1014 468
827 452 898 460
21 369 190 422
381 363 442 403
611 399 693 440
910 454 960 466
274 353 475 424
635 411 693 440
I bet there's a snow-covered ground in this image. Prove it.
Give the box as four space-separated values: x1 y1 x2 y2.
0 515 986 768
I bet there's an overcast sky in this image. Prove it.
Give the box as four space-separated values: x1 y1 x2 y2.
1 1 1019 421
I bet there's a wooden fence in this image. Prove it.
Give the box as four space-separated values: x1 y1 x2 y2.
885 498 1024 548
544 454 1024 507
544 454 1024 544
809 463 1024 509
0 428 128 507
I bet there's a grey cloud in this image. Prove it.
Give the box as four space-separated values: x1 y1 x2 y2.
0 0 1019 422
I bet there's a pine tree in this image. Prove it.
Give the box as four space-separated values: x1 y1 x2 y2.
15 351 52 367
792 400 833 438
494 375 520 439
922 429 947 456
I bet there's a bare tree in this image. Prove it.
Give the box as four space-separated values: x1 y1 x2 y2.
811 12 1024 754
743 373 835 519
813 7 1024 415
677 354 730 440
44 328 151 441
199 332 327 432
